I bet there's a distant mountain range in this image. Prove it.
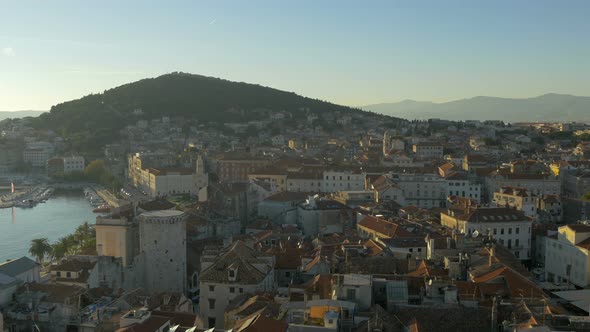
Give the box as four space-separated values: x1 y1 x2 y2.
0 110 45 122
361 94 590 123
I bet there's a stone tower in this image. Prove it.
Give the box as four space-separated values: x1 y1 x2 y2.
194 154 208 202
138 210 187 294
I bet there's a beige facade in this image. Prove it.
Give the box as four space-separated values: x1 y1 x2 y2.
128 153 208 200
493 187 538 218
95 215 137 267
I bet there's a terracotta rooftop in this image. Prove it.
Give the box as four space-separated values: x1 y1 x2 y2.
566 224 590 233
263 191 310 202
357 215 413 238
200 241 271 284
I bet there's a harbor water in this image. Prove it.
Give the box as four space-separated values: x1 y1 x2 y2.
0 190 97 262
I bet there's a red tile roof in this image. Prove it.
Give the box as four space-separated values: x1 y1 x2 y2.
357 215 413 238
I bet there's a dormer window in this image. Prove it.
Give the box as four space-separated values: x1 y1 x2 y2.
228 266 238 282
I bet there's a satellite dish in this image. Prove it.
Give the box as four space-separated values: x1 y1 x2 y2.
472 230 479 238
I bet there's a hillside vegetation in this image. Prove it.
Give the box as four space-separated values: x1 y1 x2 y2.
30 72 370 151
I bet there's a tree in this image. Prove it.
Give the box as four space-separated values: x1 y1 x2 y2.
29 238 51 263
84 160 107 182
583 192 590 200
74 222 94 246
51 236 76 260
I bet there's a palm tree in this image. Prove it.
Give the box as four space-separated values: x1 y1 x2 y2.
75 221 92 245
51 236 74 260
29 238 51 263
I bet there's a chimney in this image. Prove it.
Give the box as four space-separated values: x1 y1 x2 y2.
488 246 495 267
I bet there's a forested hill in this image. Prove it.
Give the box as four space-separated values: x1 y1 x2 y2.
31 72 369 141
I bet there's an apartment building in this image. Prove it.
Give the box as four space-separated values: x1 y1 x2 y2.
493 186 538 218
441 202 533 260
199 241 274 330
544 224 590 287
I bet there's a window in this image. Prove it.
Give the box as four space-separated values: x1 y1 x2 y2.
56 271 61 277
493 228 497 235
208 298 216 310
516 227 519 234
66 272 71 278
508 228 512 235
209 285 215 292
346 289 356 301
239 288 243 293
230 287 235 293
500 228 504 235
229 270 235 278
507 239 512 249
515 251 520 258
515 239 519 247
409 248 413 252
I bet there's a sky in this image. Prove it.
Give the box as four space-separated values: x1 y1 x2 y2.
0 0 589 111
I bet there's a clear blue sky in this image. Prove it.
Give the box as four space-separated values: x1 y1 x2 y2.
1 0 589 111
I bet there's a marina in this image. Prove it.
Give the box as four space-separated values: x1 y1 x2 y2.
0 190 98 262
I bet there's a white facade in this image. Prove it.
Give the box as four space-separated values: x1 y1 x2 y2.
544 225 590 287
441 208 533 260
138 210 187 293
63 156 85 174
23 141 54 167
286 170 365 193
486 175 560 200
322 170 365 192
392 173 447 208
23 148 51 167
130 154 208 201
412 143 443 159
445 178 482 203
482 221 532 260
286 177 323 192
